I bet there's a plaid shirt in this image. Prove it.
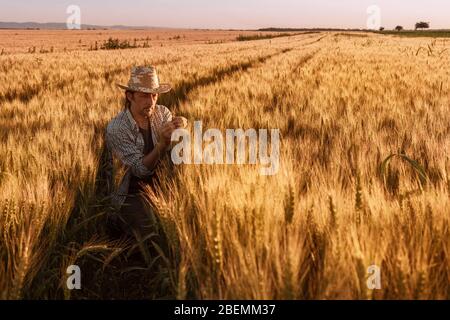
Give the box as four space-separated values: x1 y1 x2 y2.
105 105 172 209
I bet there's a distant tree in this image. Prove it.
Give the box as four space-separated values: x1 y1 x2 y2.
100 37 136 50
415 22 430 30
395 26 404 31
379 27 385 31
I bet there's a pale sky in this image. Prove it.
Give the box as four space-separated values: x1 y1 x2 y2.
1 0 449 29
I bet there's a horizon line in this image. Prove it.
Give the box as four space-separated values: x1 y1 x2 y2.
1 21 449 31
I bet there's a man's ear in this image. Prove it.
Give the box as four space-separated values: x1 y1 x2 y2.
126 91 134 102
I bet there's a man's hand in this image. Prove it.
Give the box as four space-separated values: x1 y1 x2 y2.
159 122 176 147
172 116 188 129
158 116 188 150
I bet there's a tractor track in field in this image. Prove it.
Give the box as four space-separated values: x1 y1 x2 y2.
262 48 321 114
159 34 327 109
159 47 295 108
0 33 325 106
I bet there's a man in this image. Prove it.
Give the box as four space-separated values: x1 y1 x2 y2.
105 66 186 241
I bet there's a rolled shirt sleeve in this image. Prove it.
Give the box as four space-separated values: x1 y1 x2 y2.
105 125 153 178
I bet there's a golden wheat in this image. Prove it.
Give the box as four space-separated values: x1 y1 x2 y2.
0 31 449 299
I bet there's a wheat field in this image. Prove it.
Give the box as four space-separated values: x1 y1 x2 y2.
0 31 449 299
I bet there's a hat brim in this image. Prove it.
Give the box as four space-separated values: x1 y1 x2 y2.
116 83 172 94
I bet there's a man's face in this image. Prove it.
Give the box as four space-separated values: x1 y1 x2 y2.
128 91 159 117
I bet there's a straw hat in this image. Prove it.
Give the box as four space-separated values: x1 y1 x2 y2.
117 66 171 94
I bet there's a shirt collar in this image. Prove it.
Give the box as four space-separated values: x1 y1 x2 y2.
124 107 140 133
